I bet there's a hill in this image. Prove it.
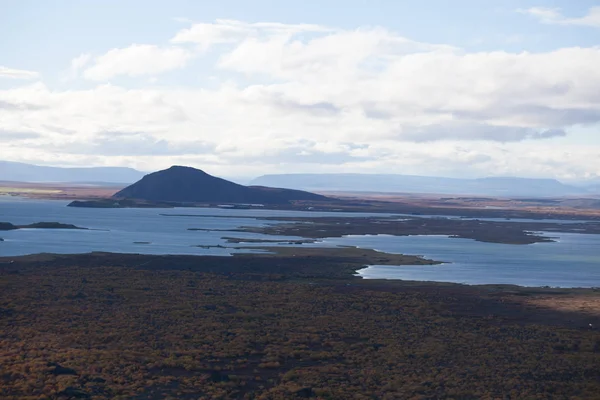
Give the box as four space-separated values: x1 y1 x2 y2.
114 166 330 204
250 173 589 197
0 160 144 184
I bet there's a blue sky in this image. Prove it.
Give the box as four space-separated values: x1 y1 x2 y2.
1 0 600 180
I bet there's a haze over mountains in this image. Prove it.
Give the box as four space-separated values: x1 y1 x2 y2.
0 160 144 184
1 160 599 197
251 174 596 197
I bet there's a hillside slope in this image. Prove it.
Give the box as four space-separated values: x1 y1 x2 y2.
114 166 330 204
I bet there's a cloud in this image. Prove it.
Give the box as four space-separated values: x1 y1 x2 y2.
518 6 600 27
0 66 39 80
517 7 563 23
171 19 334 50
452 105 600 127
1 20 600 179
85 132 214 156
217 27 452 82
68 53 92 78
399 123 566 142
0 130 41 142
71 53 92 71
82 45 192 80
250 91 340 116
41 131 213 156
0 100 46 111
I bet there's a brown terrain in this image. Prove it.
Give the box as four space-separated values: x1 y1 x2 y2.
321 191 600 218
0 251 599 399
0 181 123 200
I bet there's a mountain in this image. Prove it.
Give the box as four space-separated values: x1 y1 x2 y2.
114 166 330 204
250 174 589 197
0 160 145 184
576 179 600 194
586 184 600 194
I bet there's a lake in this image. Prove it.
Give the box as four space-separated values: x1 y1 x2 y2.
0 198 387 257
342 234 600 288
1 197 599 287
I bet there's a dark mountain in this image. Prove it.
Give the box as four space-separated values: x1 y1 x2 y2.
250 173 589 197
0 160 145 184
114 166 330 204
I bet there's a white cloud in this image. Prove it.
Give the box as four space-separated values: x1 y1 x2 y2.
518 6 600 27
82 44 192 81
517 7 562 23
71 53 92 71
2 20 600 179
0 66 39 80
171 19 335 50
218 27 452 83
65 53 92 80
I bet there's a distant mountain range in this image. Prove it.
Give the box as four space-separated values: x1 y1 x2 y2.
2 160 599 197
251 174 595 197
114 166 330 204
585 184 600 194
0 160 145 184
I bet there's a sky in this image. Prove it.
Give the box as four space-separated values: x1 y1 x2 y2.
1 0 600 181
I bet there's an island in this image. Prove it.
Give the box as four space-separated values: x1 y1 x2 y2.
0 222 87 231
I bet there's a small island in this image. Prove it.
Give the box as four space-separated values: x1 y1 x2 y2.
0 222 87 231
68 199 174 208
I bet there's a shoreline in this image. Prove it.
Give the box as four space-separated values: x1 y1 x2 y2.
2 250 598 292
226 215 600 245
4 189 600 220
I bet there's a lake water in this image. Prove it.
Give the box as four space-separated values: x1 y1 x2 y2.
1 197 599 287
342 234 600 288
0 198 386 256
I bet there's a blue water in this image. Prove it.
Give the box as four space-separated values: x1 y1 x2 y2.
0 198 381 256
349 234 600 287
1 198 599 287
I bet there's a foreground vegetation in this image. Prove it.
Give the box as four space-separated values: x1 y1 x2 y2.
0 252 599 399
